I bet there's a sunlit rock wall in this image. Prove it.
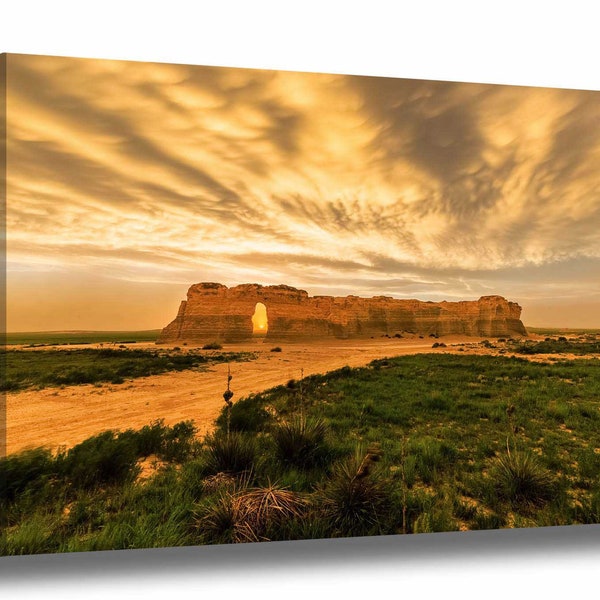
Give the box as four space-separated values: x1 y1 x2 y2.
157 283 527 343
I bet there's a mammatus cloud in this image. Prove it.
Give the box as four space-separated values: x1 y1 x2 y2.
6 54 600 329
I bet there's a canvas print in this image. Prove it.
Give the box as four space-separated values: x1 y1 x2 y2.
1 53 599 555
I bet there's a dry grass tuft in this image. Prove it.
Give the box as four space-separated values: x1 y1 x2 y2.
194 481 307 543
201 472 238 494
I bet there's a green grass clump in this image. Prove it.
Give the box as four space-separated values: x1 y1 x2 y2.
203 432 258 475
0 449 57 511
410 437 457 484
56 421 200 492
121 419 199 462
316 446 392 537
215 395 272 433
58 431 142 489
489 448 557 509
271 415 330 469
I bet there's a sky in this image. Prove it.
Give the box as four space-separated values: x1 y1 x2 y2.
5 53 600 330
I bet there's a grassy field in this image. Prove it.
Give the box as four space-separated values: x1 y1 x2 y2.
4 330 161 346
526 327 600 337
2 349 599 554
2 348 256 392
512 338 600 355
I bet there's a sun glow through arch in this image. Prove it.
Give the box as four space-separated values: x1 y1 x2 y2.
252 302 268 336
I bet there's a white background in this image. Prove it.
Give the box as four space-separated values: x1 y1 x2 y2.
1 1 599 598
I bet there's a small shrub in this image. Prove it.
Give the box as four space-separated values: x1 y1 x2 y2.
129 421 168 456
316 445 392 537
58 431 140 489
163 421 199 462
271 415 329 469
235 484 307 541
215 395 272 433
270 347 282 352
193 493 242 545
490 448 556 508
0 449 56 508
118 420 198 462
194 482 306 544
202 342 223 350
203 432 258 474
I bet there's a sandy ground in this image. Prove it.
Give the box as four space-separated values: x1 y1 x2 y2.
4 335 550 455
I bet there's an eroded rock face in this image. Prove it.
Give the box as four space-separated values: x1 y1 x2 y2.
158 282 527 343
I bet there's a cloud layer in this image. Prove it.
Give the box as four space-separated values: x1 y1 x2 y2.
6 55 600 328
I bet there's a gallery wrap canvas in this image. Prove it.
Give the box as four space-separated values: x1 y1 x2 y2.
1 53 599 556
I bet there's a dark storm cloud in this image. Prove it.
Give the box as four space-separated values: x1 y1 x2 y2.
352 77 488 179
540 93 600 180
10 61 249 207
351 75 600 260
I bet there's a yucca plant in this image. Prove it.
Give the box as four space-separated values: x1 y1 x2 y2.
194 492 244 545
490 446 556 509
316 444 392 537
234 483 307 541
271 414 329 469
194 480 306 544
203 431 258 475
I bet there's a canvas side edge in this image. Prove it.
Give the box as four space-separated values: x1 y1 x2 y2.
0 53 6 459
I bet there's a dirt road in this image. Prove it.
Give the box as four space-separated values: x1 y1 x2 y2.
6 337 484 455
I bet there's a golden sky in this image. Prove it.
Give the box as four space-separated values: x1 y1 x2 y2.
6 54 600 330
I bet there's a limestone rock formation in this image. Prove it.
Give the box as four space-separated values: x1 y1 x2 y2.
157 282 527 343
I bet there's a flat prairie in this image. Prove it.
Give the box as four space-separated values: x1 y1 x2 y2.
6 336 497 455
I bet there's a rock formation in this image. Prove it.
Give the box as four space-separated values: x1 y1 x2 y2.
157 282 527 343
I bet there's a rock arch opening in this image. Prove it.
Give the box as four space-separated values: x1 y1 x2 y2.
252 302 268 337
